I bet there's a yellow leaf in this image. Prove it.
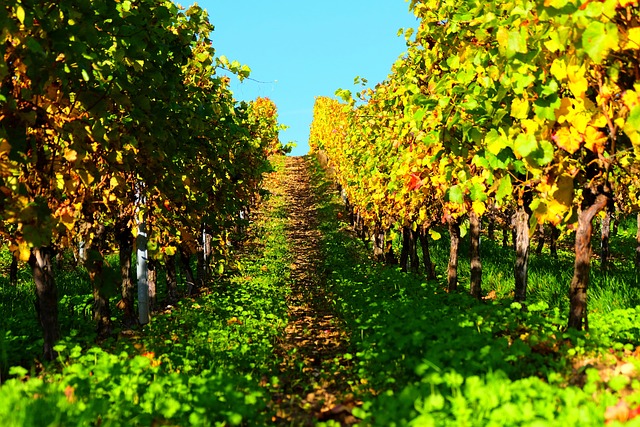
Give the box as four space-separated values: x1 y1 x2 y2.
553 174 574 207
590 112 608 128
583 126 608 153
15 241 31 262
56 173 65 190
567 64 588 96
64 149 77 162
472 200 486 216
619 0 638 6
110 176 119 189
534 199 570 226
428 229 442 240
555 98 590 133
0 139 11 154
573 113 591 134
16 6 25 24
78 170 94 186
554 98 573 122
418 206 427 223
60 212 75 230
626 27 640 49
550 58 567 81
511 97 529 119
622 90 639 110
553 127 582 154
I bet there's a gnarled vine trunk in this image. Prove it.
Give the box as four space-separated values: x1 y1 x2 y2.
117 223 136 327
535 224 545 254
166 254 178 303
514 206 530 302
372 224 385 263
400 226 411 273
384 234 398 265
89 252 111 338
148 259 157 310
502 225 509 248
601 210 611 271
448 217 461 292
196 248 206 289
180 249 196 295
410 228 420 273
550 225 559 258
29 246 60 361
487 219 495 241
568 192 609 330
88 225 111 338
419 225 436 280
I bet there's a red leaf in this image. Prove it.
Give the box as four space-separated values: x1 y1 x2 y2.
407 173 423 191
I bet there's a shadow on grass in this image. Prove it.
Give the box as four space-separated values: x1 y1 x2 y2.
0 162 293 425
307 156 640 426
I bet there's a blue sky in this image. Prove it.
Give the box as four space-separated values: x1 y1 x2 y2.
197 1 418 156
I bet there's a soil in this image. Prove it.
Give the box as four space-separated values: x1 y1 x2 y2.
266 156 359 426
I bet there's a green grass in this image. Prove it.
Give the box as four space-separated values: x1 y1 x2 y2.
2 156 640 426
307 156 640 426
0 158 294 426
418 217 640 316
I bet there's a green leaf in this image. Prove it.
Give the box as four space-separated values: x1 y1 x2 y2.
335 88 352 103
627 105 640 129
544 0 569 8
448 185 464 204
9 366 28 377
446 55 460 70
469 183 488 202
496 175 512 203
527 139 555 166
534 95 561 121
485 129 508 156
459 221 469 238
497 27 528 58
414 108 426 123
514 133 538 157
161 398 182 418
582 21 619 64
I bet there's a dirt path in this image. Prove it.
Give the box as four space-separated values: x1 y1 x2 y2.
269 156 358 426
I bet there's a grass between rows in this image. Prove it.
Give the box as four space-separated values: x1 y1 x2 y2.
0 157 293 426
2 155 640 426
307 157 640 426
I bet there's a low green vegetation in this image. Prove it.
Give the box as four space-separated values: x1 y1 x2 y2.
2 157 640 426
0 160 292 426
308 158 640 426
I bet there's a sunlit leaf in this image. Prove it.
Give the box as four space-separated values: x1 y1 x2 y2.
472 200 486 216
16 6 25 24
448 185 464 204
552 127 582 154
582 21 619 64
514 133 538 157
583 126 608 153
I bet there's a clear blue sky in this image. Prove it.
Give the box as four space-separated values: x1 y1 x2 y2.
197 1 418 156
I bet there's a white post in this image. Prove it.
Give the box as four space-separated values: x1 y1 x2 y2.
136 187 149 325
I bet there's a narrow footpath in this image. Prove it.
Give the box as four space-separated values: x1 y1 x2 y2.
268 156 359 426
